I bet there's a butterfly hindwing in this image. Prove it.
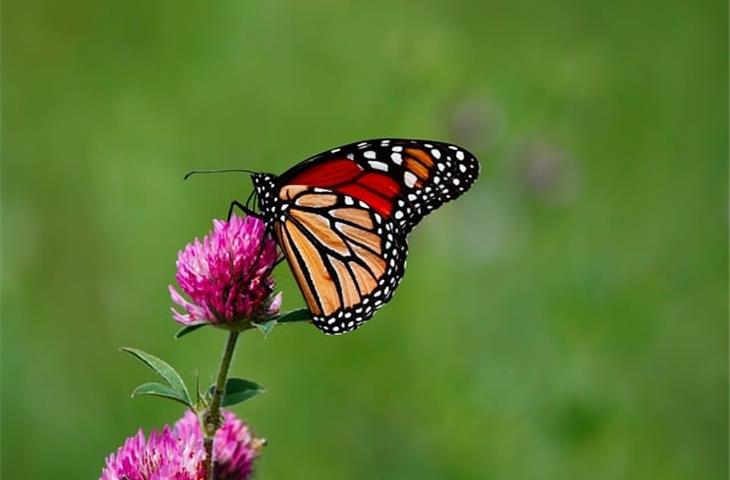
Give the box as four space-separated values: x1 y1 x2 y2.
273 186 407 334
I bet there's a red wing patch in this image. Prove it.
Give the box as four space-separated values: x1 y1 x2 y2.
358 172 400 197
287 158 400 217
289 158 362 186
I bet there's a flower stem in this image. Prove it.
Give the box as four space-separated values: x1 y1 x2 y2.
202 330 240 480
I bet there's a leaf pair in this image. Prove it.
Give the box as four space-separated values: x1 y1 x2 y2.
121 347 193 407
174 308 312 339
121 348 265 408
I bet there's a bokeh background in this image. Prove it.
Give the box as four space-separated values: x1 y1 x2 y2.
2 0 727 478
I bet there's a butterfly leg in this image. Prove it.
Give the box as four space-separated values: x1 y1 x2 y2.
227 200 260 221
241 230 273 282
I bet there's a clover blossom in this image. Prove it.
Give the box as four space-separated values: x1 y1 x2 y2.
100 410 262 480
170 215 280 326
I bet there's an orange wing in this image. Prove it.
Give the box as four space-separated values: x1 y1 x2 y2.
274 188 407 334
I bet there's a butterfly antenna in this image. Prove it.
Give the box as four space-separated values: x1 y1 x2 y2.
183 168 258 180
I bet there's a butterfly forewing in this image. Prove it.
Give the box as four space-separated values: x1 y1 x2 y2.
276 138 480 233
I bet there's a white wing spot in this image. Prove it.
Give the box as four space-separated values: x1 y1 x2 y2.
392 146 403 152
369 161 389 171
394 210 404 220
344 196 354 206
404 171 417 188
364 150 376 159
456 151 465 160
391 152 403 165
431 149 441 159
459 164 467 173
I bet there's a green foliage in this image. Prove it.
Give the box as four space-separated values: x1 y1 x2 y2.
254 308 312 337
175 324 207 339
121 348 192 407
253 319 277 337
276 308 312 324
175 309 311 339
132 382 193 407
217 378 265 407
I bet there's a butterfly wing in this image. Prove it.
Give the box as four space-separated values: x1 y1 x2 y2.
273 186 407 334
277 138 480 234
257 138 480 334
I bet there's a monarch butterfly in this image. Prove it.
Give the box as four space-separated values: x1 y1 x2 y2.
228 139 480 334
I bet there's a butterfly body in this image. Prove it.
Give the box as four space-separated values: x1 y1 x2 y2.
251 138 479 334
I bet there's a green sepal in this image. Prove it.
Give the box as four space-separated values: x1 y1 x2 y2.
121 347 192 407
131 382 193 407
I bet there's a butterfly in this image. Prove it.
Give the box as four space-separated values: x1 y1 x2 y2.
236 139 480 335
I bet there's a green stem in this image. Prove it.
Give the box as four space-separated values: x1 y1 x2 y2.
202 330 240 480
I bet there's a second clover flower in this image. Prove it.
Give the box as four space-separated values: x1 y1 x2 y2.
100 410 262 480
169 215 281 327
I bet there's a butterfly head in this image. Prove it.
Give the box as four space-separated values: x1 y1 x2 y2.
250 173 278 218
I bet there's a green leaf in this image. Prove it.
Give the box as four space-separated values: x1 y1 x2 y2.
211 377 265 407
253 319 278 337
276 308 312 323
132 382 192 407
121 347 192 406
175 324 207 339
252 309 311 337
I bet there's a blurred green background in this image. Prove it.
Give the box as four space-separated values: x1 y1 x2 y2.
2 0 727 478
